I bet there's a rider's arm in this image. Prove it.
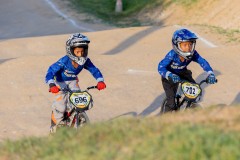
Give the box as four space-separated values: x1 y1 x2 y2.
84 58 104 82
192 51 214 75
45 58 65 85
158 51 173 79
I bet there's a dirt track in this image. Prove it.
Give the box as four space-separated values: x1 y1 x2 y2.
0 0 113 40
0 1 239 141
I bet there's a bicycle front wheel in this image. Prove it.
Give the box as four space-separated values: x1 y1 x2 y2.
190 103 203 110
76 112 90 129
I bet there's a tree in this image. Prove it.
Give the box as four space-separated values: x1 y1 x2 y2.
115 0 123 13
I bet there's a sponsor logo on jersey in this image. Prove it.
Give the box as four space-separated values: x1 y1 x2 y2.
64 70 77 78
170 62 186 69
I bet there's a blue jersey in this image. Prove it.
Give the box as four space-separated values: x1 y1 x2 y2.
158 50 213 79
45 56 104 84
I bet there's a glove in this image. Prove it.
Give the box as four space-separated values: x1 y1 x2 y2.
168 73 181 83
49 83 60 93
97 81 106 90
207 73 216 84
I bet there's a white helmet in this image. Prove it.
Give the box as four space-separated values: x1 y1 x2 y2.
66 33 90 65
172 29 198 60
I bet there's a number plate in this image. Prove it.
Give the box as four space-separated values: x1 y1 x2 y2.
69 91 92 109
181 82 201 99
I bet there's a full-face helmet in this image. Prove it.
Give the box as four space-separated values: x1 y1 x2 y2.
172 28 198 60
66 33 90 65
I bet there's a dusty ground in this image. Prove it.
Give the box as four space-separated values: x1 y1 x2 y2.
0 0 239 142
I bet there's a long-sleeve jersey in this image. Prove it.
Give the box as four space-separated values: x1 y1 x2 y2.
45 56 104 84
158 49 213 79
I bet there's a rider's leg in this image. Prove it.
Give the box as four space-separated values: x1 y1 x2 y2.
178 69 196 83
67 79 81 91
178 69 199 105
161 77 178 113
49 91 67 133
50 80 80 132
51 90 68 127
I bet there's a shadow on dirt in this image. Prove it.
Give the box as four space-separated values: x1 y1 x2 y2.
0 58 15 65
104 26 163 55
231 93 240 105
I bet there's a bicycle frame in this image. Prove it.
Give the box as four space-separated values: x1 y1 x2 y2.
160 78 217 113
175 79 208 110
58 85 97 129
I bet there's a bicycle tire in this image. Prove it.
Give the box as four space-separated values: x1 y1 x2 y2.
76 112 90 128
190 103 203 109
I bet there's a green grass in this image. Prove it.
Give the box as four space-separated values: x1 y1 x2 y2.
69 0 200 26
1 106 240 160
69 0 164 26
194 24 240 43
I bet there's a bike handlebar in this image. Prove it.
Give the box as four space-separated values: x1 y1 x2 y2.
87 86 97 90
180 78 218 86
59 85 97 93
199 79 218 86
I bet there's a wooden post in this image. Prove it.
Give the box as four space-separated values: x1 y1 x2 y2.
115 0 123 13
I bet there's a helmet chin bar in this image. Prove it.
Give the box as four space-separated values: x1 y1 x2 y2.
179 51 193 60
176 42 195 60
68 54 87 65
180 51 192 57
76 57 87 65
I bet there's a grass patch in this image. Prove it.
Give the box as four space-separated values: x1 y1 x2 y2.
171 0 199 7
68 0 201 27
1 106 240 160
69 0 165 27
208 26 240 43
194 24 240 43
